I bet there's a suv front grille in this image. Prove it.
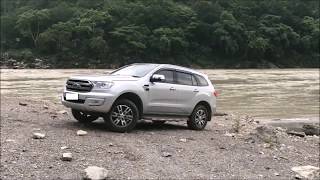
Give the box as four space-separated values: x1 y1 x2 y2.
66 79 93 92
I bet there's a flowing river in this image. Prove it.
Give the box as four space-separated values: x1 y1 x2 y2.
1 69 319 120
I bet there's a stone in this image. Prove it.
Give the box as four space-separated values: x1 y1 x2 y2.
291 165 320 180
84 166 108 180
224 132 236 137
61 153 72 161
77 130 88 136
245 137 256 143
43 105 49 109
179 138 187 142
5 139 15 142
274 172 280 176
287 131 306 137
263 143 272 148
57 110 68 114
253 125 279 144
60 146 68 150
162 152 172 157
32 133 45 139
19 102 27 106
214 112 228 116
303 124 320 136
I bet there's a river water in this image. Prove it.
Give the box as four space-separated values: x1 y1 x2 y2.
1 69 319 119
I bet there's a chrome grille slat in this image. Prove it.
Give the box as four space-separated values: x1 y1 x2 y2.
66 79 93 92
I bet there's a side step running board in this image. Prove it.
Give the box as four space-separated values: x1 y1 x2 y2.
142 115 189 121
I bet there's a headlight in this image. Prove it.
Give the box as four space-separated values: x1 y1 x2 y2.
92 81 114 89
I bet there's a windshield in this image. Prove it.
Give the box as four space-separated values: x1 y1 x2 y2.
110 64 158 77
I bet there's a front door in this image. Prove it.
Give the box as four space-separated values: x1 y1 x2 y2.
145 69 180 114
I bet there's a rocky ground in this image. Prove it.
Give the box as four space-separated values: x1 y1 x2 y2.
1 96 319 179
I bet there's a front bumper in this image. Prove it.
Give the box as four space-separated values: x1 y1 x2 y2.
61 90 116 113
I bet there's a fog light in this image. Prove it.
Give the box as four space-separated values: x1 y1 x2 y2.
87 98 104 106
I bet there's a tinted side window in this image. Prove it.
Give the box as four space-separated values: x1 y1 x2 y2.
195 74 209 86
176 72 193 86
157 70 174 83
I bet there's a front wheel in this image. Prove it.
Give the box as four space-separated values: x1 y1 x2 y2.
187 105 209 130
104 99 139 132
71 109 99 123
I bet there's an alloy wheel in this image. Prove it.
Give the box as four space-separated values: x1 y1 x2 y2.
195 109 207 128
110 104 133 127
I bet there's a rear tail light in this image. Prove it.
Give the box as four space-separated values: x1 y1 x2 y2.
213 91 218 97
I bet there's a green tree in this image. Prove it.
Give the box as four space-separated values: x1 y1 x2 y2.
16 9 50 47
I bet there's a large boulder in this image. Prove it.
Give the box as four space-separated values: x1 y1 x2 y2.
251 125 279 145
303 124 320 136
291 165 319 179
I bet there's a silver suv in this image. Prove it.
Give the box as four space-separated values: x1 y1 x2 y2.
61 64 217 132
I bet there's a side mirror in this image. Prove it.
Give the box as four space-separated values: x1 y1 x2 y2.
150 74 165 82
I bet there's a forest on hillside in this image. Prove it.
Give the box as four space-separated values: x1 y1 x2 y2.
1 0 319 68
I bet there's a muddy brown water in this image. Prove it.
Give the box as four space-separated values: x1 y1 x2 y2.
1 69 319 120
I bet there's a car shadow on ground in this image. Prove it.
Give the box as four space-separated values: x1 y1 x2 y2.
65 119 189 132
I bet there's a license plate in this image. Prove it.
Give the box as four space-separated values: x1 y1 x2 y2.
65 93 78 100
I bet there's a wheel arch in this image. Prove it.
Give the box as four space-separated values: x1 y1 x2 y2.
194 101 212 121
114 92 143 119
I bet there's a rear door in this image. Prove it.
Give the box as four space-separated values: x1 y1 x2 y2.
174 71 199 114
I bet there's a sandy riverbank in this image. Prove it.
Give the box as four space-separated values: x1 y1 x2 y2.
1 96 319 179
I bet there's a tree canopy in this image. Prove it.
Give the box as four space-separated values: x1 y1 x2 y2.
1 0 319 68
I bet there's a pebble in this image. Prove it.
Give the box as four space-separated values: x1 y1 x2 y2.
5 139 15 142
60 146 68 150
287 131 306 137
224 132 236 137
84 166 108 180
19 102 27 106
162 152 172 157
263 143 272 148
32 132 45 139
61 152 73 161
179 138 187 142
77 130 88 136
57 110 68 114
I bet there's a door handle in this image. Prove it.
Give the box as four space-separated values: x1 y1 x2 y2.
169 87 176 91
143 84 150 91
193 89 199 92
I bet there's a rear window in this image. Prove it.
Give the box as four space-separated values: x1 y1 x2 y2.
176 72 193 86
195 74 209 86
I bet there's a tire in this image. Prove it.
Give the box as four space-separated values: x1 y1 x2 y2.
71 109 99 123
152 120 166 125
104 99 139 132
187 105 209 130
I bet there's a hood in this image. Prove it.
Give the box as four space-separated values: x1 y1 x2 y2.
69 75 140 82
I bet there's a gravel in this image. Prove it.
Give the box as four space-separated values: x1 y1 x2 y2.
1 96 319 179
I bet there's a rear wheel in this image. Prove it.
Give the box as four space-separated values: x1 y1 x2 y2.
71 109 99 123
104 99 139 132
188 105 209 130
